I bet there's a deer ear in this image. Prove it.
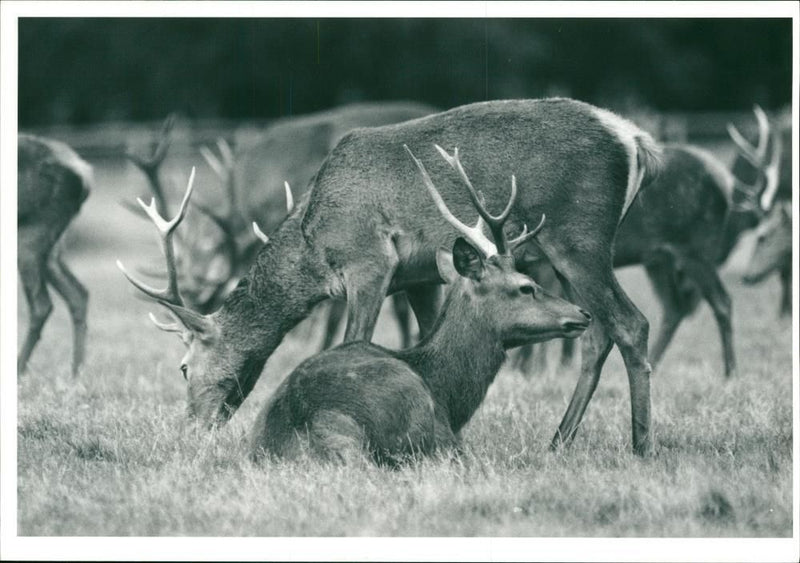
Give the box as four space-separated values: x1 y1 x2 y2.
434 248 458 284
451 237 485 281
159 302 218 341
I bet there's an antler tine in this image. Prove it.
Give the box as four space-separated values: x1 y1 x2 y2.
752 104 770 162
726 123 758 165
253 222 269 244
404 144 497 257
435 145 519 254
284 181 295 213
200 145 225 178
117 167 197 306
508 212 547 252
216 138 235 169
148 312 184 334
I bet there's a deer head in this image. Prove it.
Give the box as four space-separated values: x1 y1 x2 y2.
727 105 783 214
742 201 792 285
406 144 591 348
117 168 260 427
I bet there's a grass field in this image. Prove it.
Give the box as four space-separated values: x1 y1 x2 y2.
14 152 794 537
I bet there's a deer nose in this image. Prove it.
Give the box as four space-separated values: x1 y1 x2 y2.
579 309 592 322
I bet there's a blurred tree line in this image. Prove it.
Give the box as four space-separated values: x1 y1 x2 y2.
19 18 792 127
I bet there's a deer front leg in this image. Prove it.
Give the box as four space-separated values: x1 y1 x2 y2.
18 252 53 375
342 251 399 343
405 284 442 340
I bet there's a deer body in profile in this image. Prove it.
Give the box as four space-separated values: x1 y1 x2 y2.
121 98 662 456
249 146 591 464
18 134 92 376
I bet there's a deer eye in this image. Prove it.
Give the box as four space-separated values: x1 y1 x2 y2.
180 364 188 380
520 285 536 297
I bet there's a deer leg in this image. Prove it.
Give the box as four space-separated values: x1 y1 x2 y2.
18 252 53 375
405 284 442 339
550 257 652 456
678 255 736 378
550 320 613 449
321 300 346 350
342 251 398 343
45 246 89 376
643 256 687 373
390 292 414 349
779 262 791 318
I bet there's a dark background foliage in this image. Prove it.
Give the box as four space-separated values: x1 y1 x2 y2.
19 18 793 126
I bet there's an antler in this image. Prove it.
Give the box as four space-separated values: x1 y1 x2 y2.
405 144 544 257
125 113 177 216
727 105 771 166
117 167 197 307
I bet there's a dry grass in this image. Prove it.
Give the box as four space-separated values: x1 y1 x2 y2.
15 154 793 538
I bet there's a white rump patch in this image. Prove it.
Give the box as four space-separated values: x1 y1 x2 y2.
589 107 654 221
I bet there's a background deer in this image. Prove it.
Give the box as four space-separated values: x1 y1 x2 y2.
126 103 437 348
18 134 93 376
742 201 792 316
514 105 785 378
250 145 591 464
120 98 662 456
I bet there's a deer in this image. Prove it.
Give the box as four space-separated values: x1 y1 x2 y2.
18 134 92 376
513 105 786 379
119 98 662 456
127 103 438 348
729 107 792 318
742 201 792 317
249 145 592 464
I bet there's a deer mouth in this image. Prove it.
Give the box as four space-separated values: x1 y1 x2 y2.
560 320 590 338
742 270 771 285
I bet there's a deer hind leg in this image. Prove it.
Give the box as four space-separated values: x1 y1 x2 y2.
46 242 88 376
677 254 736 378
308 410 370 465
18 248 53 375
550 255 652 456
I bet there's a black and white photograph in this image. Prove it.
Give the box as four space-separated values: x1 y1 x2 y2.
1 2 797 561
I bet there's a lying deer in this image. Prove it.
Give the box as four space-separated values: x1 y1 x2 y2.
18 134 92 376
742 201 792 317
120 98 661 456
249 145 591 464
514 105 785 378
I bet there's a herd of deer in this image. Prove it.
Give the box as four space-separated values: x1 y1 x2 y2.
18 98 791 463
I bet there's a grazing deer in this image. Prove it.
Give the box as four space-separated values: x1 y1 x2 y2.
249 145 591 464
742 201 792 317
515 105 786 379
18 134 92 376
120 98 661 456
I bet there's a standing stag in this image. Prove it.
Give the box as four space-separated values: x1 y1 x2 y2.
250 145 591 464
515 105 785 378
18 134 92 376
120 98 661 456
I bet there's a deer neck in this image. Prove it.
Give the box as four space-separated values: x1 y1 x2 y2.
215 212 331 382
397 286 507 433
